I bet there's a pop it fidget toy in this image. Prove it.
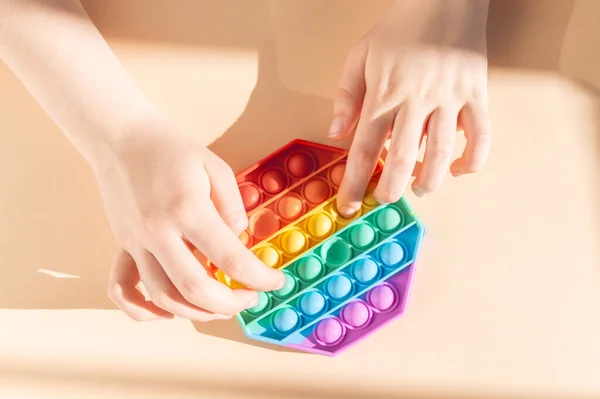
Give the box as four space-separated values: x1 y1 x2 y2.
212 140 425 356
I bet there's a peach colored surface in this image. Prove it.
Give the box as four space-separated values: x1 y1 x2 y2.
1 1 600 398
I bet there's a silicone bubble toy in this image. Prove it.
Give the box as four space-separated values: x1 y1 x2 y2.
211 140 425 356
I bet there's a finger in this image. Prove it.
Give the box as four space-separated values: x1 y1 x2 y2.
451 102 492 176
374 102 427 203
135 249 232 322
150 233 262 315
202 151 248 235
411 107 457 196
182 201 285 292
336 100 395 216
107 249 173 322
328 41 368 141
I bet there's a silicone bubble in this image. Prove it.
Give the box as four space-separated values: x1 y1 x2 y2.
280 228 307 256
322 238 352 268
296 256 323 283
247 291 270 314
260 167 288 195
378 242 405 267
253 245 281 268
315 317 344 345
239 230 252 248
306 212 334 240
272 307 299 334
352 258 379 284
348 223 376 249
341 300 371 328
276 193 305 221
375 207 402 232
286 151 316 178
368 284 397 312
239 183 261 211
303 178 331 204
299 291 326 317
363 182 379 208
326 274 353 300
328 162 346 187
273 272 297 299
250 209 280 240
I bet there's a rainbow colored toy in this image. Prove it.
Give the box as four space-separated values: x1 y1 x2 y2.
214 139 425 356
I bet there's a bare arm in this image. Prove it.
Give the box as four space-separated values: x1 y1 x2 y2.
0 0 158 169
0 0 284 322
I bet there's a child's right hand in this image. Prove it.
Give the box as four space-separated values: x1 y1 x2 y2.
99 117 285 322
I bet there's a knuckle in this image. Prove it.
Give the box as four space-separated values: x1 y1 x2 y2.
353 147 378 166
219 253 245 276
179 275 203 300
389 154 416 172
429 138 453 158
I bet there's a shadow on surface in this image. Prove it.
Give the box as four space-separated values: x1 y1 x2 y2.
2 361 590 399
0 0 590 355
191 318 301 354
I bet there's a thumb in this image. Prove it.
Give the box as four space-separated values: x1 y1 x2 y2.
202 151 248 236
328 42 368 141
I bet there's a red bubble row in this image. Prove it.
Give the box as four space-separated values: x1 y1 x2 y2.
239 153 347 212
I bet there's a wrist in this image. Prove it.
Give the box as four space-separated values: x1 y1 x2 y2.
390 0 489 48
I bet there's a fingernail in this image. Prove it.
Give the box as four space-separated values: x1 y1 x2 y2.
246 297 258 309
328 117 344 137
338 206 357 218
273 275 286 290
413 188 426 197
217 314 233 319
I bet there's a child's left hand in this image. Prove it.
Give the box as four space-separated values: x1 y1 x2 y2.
331 0 492 216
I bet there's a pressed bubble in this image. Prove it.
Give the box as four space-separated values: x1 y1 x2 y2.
322 239 352 268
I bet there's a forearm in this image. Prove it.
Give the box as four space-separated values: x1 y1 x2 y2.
391 0 489 48
0 0 159 169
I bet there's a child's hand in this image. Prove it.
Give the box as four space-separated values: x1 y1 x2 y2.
331 0 492 215
100 118 285 322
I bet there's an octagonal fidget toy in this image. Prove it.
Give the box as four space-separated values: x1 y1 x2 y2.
213 139 425 356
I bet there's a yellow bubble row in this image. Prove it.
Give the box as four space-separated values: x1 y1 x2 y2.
216 181 380 288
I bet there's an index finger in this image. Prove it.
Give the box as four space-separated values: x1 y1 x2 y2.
336 102 394 216
183 200 285 292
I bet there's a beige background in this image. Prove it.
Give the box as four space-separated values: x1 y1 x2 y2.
1 1 600 398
